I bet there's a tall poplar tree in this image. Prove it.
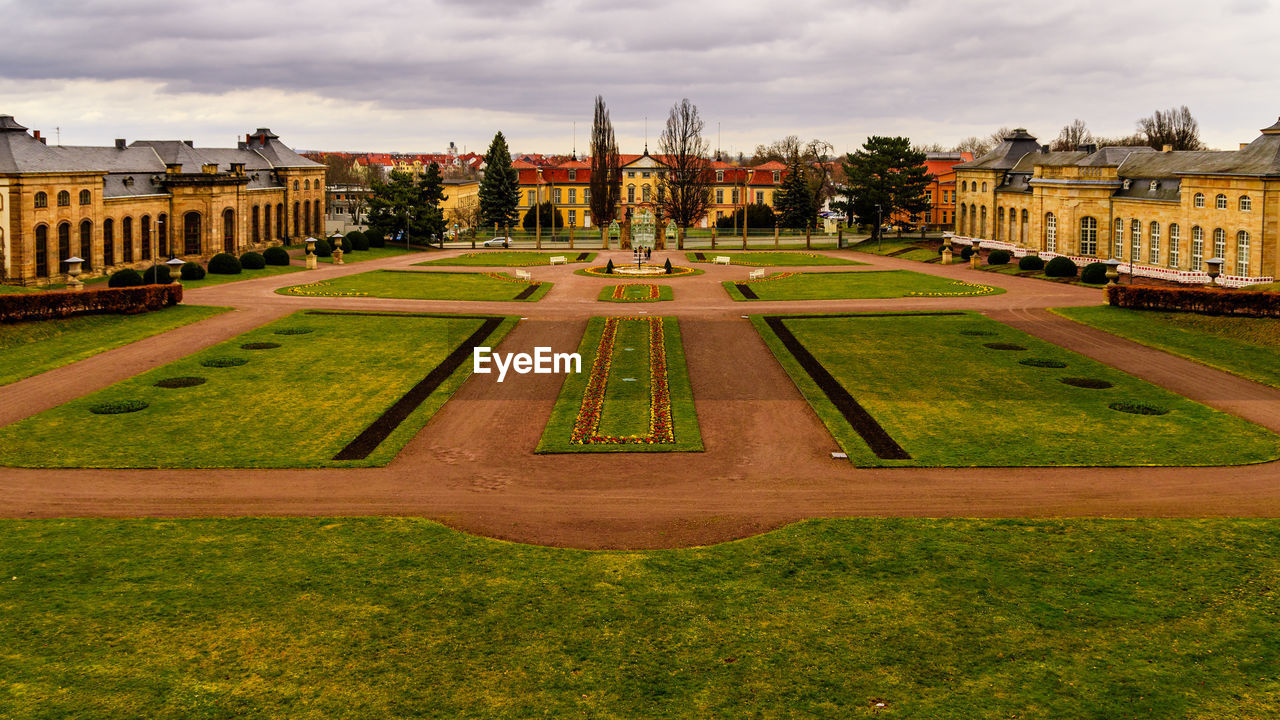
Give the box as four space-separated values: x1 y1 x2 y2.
588 96 622 242
837 136 931 243
479 131 520 231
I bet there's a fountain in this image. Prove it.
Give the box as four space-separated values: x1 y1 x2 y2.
615 208 665 275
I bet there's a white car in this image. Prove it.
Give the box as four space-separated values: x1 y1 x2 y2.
482 237 511 248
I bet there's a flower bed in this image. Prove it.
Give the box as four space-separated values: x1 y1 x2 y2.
608 284 662 302
570 316 674 445
907 280 997 297
281 281 369 297
580 264 699 278
744 272 798 284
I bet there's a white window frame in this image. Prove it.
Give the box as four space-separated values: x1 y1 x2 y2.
1240 196 1252 211
1131 219 1141 261
1148 222 1160 264
1213 227 1226 259
1113 218 1123 259
1080 216 1097 256
1168 224 1180 268
1045 212 1056 252
1191 226 1204 270
1237 231 1250 275
1194 193 1205 208
1216 194 1227 210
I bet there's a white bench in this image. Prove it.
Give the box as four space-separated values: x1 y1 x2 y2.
549 256 567 265
748 269 767 280
514 269 532 281
714 255 732 265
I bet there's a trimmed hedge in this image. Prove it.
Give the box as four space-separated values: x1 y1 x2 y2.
960 246 974 260
365 230 386 248
263 246 291 266
239 251 266 269
141 265 171 285
1044 256 1078 278
1018 254 1045 271
208 253 242 274
1080 262 1109 285
181 262 206 281
89 399 149 415
108 269 144 288
0 284 182 323
313 237 332 258
987 249 1011 265
346 231 369 251
1106 284 1280 318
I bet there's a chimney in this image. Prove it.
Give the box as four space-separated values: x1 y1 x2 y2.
230 162 245 176
1077 143 1097 154
201 162 218 174
246 133 253 146
1240 142 1249 150
115 138 126 150
1041 144 1050 153
166 162 182 174
237 141 247 150
1162 144 1173 153
33 129 44 144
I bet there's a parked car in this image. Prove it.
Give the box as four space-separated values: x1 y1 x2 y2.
482 237 511 248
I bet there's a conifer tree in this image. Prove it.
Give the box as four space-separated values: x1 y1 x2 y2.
837 136 931 243
479 131 520 231
773 155 816 229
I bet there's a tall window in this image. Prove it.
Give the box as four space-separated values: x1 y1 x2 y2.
34 191 47 208
313 203 320 235
1213 227 1226 259
568 209 577 226
527 190 535 206
79 189 91 206
1216 194 1227 210
1193 192 1205 208
1168 224 1180 268
158 214 168 257
1007 207 1015 243
1237 231 1251 275
552 188 562 204
184 212 202 255
642 185 651 203
252 206 261 243
731 188 739 204
303 200 311 235
959 205 966 234
1191 226 1203 270
1020 209 1028 244
1113 218 1123 258
57 190 71 207
1240 196 1252 211
293 180 300 191
276 204 284 239
263 205 271 242
304 179 310 190
293 202 300 236
57 222 71 270
223 209 236 253
79 220 92 271
627 185 635 203
140 216 152 260
122 217 134 262
568 188 576 204
584 188 591 204
1080 216 1097 256
103 218 115 266
980 206 987 238
756 190 764 204
1045 212 1056 252
1130 219 1141 262
34 225 48 277
1148 222 1160 264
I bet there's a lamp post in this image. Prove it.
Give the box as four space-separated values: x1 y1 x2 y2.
1206 257 1224 286
304 237 318 270
64 256 84 290
876 203 883 252
1104 257 1121 284
166 256 185 285
330 231 344 265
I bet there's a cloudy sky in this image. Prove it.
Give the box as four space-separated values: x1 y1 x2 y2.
1 0 1276 156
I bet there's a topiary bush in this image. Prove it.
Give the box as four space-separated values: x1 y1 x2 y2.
959 330 996 337
240 341 281 350
141 265 171 284
346 231 369 251
108 268 144 288
664 258 674 274
208 253 242 275
239 251 266 269
605 259 615 274
89 399 148 415
154 376 207 388
1080 261 1109 285
1044 256 1078 278
263 246 291 266
987 249 1011 265
1018 254 1045 271
312 237 332 258
181 262 206 280
365 230 386 248
960 246 974 260
983 342 1027 351
200 356 248 368
273 327 314 335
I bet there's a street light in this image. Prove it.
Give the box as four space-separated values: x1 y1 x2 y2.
875 203 883 252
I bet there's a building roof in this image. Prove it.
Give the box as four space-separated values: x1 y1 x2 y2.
957 128 1041 170
0 114 87 173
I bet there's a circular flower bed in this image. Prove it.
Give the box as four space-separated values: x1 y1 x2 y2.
983 342 1027 351
1109 401 1170 416
1060 377 1114 389
201 356 249 368
581 264 698 278
154 376 207 389
89 399 149 415
240 342 281 350
1019 358 1068 368
959 330 996 337
273 328 314 335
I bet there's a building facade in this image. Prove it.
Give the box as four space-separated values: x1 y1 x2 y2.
954 120 1280 284
0 115 325 285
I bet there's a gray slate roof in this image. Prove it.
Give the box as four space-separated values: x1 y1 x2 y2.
956 129 1041 170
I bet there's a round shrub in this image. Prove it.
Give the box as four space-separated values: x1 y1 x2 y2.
1019 358 1068 368
987 249 1011 265
201 356 248 368
180 262 206 280
108 268 143 288
1018 254 1045 271
141 265 171 284
1044 256 1078 278
960 246 974 260
273 327 314 335
89 399 148 415
312 237 332 258
347 231 370 251
1080 261 1109 285
1109 401 1170 416
983 342 1027 351
239 251 266 269
364 230 386 248
154 376 207 389
208 253 242 275
1060 377 1114 389
263 246 291 266
240 341 281 350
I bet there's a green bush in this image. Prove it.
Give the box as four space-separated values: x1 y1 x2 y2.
154 376 206 389
1018 254 1045 271
987 249 1011 265
960 246 974 260
141 265 171 284
346 231 369 251
239 251 266 269
208 253 242 274
89 399 149 415
1044 256 1078 278
312 237 332 258
664 258 674 274
263 246 291 266
1080 261 1109 285
180 262 206 280
200 356 248 368
365 230 386 248
605 259 615 274
107 269 144 288
240 342 281 350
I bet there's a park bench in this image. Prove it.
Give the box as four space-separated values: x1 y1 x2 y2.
549 256 567 265
514 269 532 281
748 269 767 280
714 255 731 265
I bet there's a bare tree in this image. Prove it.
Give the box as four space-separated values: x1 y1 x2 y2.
447 196 483 237
953 136 994 158
322 154 365 186
1051 119 1093 151
655 98 713 246
1137 106 1204 150
913 141 947 153
1092 132 1148 148
588 95 622 241
751 136 836 211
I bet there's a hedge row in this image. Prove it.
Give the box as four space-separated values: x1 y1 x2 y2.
1106 284 1280 317
0 284 182 323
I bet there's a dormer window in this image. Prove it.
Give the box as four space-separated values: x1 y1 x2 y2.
773 171 780 183
1149 180 1158 192
123 176 134 187
568 169 576 181
716 170 724 183
1122 179 1131 190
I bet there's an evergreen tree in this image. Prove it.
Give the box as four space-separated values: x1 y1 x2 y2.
837 137 931 243
479 131 520 231
773 155 815 229
521 201 565 231
714 203 776 229
366 164 448 247
418 162 447 245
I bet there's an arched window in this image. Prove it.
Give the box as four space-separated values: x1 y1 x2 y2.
263 205 271 242
140 216 152 260
79 189 91 206
1239 196 1252 212
980 206 987 238
276 203 284 239
57 222 71 271
959 204 966 233
57 190 71 207
1168 224 1180 268
1193 192 1205 208
303 200 311 235
122 217 134 262
34 192 47 208
1191 226 1203 270
1008 207 1016 243
1213 227 1226 259
79 220 92 271
1130 219 1141 262
1020 209 1028 245
1045 212 1056 252
184 212 202 255
996 207 1004 240
304 179 310 190
1216 194 1227 210
1080 216 1097 256
103 218 115 266
223 209 235 253
981 182 987 192
293 180 300 191
158 214 168 257
313 201 321 235
627 184 635 203
293 202 300 237
1113 218 1123 259
1148 221 1160 264
961 181 967 192
642 185 651 203
1236 231 1251 275
252 206 261 243
34 225 49 277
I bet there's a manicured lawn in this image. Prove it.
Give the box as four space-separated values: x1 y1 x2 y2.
179 264 305 289
314 245 422 265
0 305 228 387
1055 305 1280 388
577 264 703 278
416 251 597 267
278 270 551 302
977 263 1107 288
683 251 865 266
753 311 1278 467
4 517 1280 719
724 270 1001 301
597 283 674 303
538 316 701 452
0 284 45 294
850 238 931 256
0 310 517 468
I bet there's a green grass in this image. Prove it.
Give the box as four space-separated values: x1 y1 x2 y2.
723 270 1002 301
314 245 421 265
0 305 228 387
178 264 305 289
1054 305 1280 388
976 263 1107 288
683 251 865 266
416 251 597 267
753 311 1278 467
538 316 702 452
277 270 551 302
0 284 45 294
0 310 517 468
596 284 674 303
850 238 929 256
4 517 1280 719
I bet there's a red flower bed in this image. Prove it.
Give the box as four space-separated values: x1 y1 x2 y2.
570 316 675 445
0 284 182 323
612 284 660 301
1107 284 1280 317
